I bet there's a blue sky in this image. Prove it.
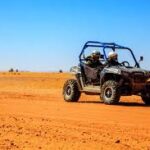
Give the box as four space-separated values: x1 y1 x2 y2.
0 0 150 71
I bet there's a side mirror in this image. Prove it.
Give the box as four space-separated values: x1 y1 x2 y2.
140 56 144 62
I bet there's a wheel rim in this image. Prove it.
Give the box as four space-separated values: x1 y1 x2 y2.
104 87 113 99
66 85 72 96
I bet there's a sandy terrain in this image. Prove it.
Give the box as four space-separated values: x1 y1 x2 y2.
0 72 150 150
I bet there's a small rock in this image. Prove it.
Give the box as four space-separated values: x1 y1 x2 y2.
36 134 40 137
115 140 120 143
10 142 14 146
82 140 86 143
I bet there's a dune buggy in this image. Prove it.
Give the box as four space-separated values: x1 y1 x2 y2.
63 41 150 105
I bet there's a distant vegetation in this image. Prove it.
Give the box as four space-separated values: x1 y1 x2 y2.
59 69 63 73
9 68 14 72
9 68 19 73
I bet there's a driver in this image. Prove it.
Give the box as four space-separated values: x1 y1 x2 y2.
85 50 103 68
107 51 120 66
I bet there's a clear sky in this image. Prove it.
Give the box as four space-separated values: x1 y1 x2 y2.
0 0 150 71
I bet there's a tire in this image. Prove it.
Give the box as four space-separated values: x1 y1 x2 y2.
141 94 150 105
101 80 120 105
63 79 81 102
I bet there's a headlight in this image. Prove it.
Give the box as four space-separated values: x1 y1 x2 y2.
112 68 121 74
111 68 121 74
105 68 121 74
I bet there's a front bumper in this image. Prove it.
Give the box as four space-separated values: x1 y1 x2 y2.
121 73 150 94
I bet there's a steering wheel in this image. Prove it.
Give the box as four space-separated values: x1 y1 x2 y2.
121 61 130 67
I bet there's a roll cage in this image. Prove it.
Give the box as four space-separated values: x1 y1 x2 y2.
79 41 140 68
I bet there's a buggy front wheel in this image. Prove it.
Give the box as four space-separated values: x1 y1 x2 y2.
101 80 120 105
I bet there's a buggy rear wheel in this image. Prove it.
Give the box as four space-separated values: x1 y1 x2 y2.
63 79 81 102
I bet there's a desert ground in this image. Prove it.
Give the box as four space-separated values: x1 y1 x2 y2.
0 72 150 150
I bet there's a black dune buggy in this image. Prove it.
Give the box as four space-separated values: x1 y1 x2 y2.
63 41 150 105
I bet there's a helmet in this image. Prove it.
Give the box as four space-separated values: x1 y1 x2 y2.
108 51 118 61
92 50 101 60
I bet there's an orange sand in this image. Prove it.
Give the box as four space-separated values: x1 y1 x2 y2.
0 72 150 150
